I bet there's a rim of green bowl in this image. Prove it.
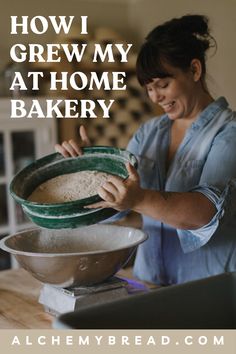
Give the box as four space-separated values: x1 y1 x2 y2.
10 146 138 208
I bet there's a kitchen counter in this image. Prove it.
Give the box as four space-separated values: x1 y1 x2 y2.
0 268 52 329
0 267 156 329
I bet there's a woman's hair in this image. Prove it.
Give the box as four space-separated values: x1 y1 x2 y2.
136 14 217 86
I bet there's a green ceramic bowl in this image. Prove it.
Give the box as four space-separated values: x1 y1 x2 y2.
10 147 138 229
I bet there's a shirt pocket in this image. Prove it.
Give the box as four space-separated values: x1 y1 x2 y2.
137 155 157 189
182 159 204 187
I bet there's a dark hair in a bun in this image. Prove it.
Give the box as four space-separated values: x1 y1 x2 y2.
136 14 216 85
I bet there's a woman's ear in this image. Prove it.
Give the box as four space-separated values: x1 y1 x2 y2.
190 59 202 82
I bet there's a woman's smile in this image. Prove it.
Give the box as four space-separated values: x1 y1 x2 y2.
160 101 176 113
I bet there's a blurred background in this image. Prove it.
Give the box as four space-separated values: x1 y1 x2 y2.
0 0 235 269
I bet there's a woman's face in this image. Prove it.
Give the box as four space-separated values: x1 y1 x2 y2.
146 63 201 120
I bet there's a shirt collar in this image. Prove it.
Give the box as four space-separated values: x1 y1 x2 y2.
158 97 229 129
192 96 229 129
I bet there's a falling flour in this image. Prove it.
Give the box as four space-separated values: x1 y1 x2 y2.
28 170 112 203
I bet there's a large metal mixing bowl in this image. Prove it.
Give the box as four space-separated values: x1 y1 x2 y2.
0 225 147 287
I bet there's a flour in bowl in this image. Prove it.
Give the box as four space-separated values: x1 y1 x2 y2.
28 170 112 203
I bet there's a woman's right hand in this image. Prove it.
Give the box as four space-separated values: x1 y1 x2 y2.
55 125 91 157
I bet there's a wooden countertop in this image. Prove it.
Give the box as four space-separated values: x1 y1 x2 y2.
0 267 156 329
0 268 52 329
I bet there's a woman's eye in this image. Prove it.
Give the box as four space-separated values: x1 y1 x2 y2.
160 83 168 89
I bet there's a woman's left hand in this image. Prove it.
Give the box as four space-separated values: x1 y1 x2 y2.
87 163 143 211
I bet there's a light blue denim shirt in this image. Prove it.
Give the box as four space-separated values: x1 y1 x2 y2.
127 97 236 285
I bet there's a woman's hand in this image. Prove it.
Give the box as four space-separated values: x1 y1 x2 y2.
87 163 144 211
55 125 91 157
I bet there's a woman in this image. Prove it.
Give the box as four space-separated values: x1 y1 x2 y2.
55 15 236 285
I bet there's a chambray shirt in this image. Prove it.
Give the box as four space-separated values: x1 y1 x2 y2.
126 97 236 285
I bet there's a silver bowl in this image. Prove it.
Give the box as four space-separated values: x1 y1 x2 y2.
0 225 147 287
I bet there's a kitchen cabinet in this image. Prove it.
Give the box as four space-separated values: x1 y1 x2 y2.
0 97 57 269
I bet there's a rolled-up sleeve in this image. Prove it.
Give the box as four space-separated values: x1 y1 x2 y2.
177 184 226 252
177 121 236 253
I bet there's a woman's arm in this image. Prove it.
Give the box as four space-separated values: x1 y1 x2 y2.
87 163 216 230
133 188 216 230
